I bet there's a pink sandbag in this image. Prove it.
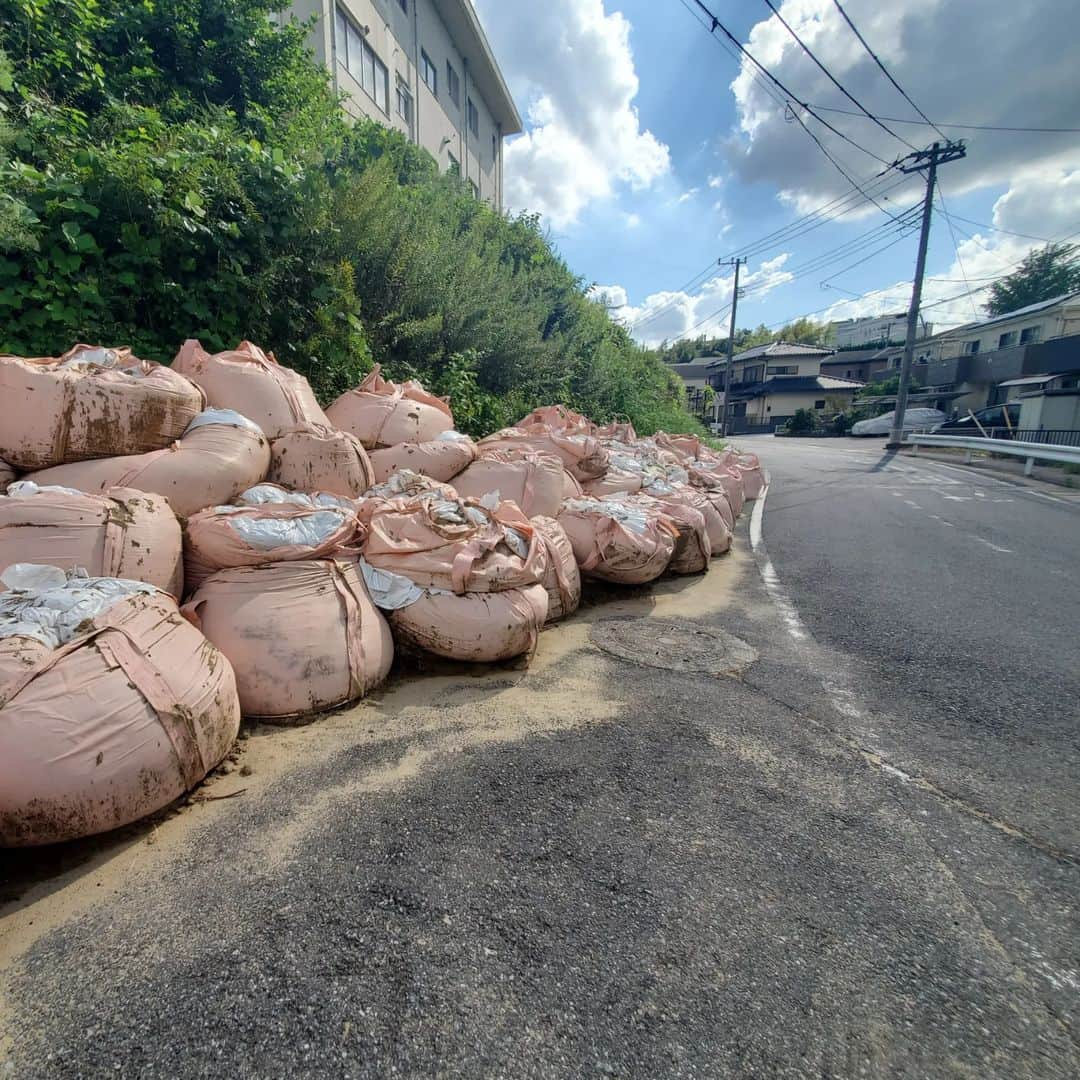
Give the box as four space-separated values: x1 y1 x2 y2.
557 496 678 585
182 502 362 592
582 468 643 498
368 433 477 484
326 365 453 449
514 405 594 435
356 471 458 525
734 453 766 500
363 495 544 594
644 482 731 556
0 585 239 846
689 461 745 519
531 516 581 623
0 459 17 487
0 485 183 595
451 450 564 519
478 428 609 482
25 410 271 519
390 584 548 663
638 495 710 574
172 339 329 439
595 420 638 443
183 558 393 721
0 345 205 471
268 423 374 498
562 469 583 499
654 431 705 462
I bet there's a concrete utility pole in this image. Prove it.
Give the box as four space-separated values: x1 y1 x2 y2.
720 257 744 438
887 140 967 448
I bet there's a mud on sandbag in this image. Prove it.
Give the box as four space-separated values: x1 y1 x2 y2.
268 423 374 499
451 448 565 519
367 430 476 484
530 516 581 623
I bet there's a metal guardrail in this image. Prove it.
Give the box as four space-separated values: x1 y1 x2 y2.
928 427 1080 447
904 433 1080 476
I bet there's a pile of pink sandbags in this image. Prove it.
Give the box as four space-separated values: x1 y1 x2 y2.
0 483 183 595
0 565 240 846
361 493 548 661
182 493 390 721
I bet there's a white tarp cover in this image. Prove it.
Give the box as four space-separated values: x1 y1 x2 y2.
210 506 352 551
184 408 264 436
235 484 354 511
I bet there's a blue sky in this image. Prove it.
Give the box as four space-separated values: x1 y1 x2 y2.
475 0 1080 344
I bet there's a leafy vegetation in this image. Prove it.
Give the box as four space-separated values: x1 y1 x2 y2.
985 242 1080 316
658 317 833 364
0 0 698 436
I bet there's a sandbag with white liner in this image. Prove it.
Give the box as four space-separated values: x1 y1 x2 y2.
451 449 565 519
530 516 581 622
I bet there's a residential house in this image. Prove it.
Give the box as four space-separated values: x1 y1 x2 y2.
284 0 522 208
864 292 1080 416
706 342 863 432
820 347 893 384
669 361 720 419
830 313 933 349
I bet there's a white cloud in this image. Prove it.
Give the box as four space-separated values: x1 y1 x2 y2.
727 0 1080 217
707 175 723 189
678 188 700 203
602 256 795 346
475 0 670 227
625 212 642 228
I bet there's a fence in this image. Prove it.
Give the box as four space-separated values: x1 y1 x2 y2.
943 427 1080 447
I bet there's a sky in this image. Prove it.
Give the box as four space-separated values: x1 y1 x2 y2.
473 0 1080 346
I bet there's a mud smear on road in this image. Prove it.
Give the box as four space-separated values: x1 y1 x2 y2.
0 548 748 996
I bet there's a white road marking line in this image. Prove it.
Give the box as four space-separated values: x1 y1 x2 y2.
927 514 956 528
749 477 808 643
973 537 1014 554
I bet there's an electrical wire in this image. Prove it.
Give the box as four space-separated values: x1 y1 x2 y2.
830 0 948 141
760 0 917 151
804 103 1080 135
934 182 980 319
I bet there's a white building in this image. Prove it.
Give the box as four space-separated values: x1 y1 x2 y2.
831 313 933 349
284 0 522 208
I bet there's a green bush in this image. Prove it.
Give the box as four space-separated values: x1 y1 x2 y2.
0 0 703 437
784 408 817 434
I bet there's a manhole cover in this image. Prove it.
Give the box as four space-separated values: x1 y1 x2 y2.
589 617 757 676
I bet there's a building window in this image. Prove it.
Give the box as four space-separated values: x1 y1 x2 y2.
814 400 826 410
964 340 980 355
421 50 437 95
766 365 797 375
467 97 479 137
469 179 480 199
998 331 1018 349
335 7 388 113
845 370 852 378
1020 326 1042 344
446 61 460 106
396 83 413 129
447 151 459 175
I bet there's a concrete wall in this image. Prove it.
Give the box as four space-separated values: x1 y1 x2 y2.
290 0 503 206
745 388 858 423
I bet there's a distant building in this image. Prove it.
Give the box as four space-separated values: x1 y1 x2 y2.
706 342 863 432
669 361 719 419
284 0 522 208
831 313 933 349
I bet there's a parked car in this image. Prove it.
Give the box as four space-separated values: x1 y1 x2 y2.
850 407 946 437
930 403 1020 438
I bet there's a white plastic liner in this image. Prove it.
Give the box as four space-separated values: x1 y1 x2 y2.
0 565 157 648
436 430 472 443
210 507 351 551
503 527 529 559
184 408 264 436
235 484 354 511
358 558 425 611
6 481 85 498
562 497 651 535
58 347 121 369
364 469 441 500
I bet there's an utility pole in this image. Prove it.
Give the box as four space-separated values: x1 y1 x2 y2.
887 140 966 448
720 257 744 438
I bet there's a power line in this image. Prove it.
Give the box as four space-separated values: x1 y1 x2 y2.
930 209 1053 245
935 183 980 319
817 228 920 287
760 0 917 151
682 0 897 168
804 103 1080 135
830 0 948 141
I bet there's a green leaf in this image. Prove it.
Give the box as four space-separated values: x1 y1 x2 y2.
60 221 82 247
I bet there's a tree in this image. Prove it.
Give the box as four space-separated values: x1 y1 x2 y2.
985 243 1080 316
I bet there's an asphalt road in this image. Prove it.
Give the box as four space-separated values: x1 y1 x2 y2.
1 443 1078 1078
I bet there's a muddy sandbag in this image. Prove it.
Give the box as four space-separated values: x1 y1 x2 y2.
558 496 678 585
183 501 361 592
733 452 765 500
389 584 548 663
268 423 374 498
0 566 239 846
451 450 564 519
478 428 609 483
689 461 745 519
582 468 644 498
0 483 183 595
0 459 17 487
368 431 476 484
183 558 392 721
595 420 638 443
172 339 329 439
363 495 544 594
639 495 710 574
326 365 453 449
25 410 270 519
654 431 705 462
643 481 731 556
0 345 205 471
531 516 581 623
562 469 583 499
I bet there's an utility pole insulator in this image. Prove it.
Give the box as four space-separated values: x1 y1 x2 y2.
887 140 967 449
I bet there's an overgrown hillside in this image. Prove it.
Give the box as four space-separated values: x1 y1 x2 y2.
0 0 698 436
